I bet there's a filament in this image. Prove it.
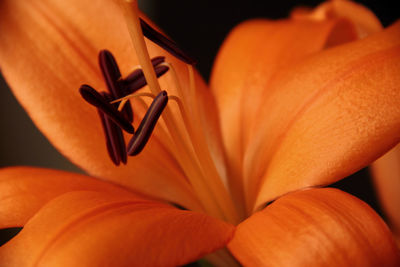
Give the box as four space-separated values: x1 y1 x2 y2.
119 0 240 223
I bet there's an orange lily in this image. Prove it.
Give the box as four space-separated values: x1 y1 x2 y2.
0 0 400 266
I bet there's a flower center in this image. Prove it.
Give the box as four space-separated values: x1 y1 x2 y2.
79 50 169 165
81 0 244 225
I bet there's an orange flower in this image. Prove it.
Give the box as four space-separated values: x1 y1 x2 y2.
0 0 399 266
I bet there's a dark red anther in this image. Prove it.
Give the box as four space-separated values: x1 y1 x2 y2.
99 50 121 96
79 84 134 134
122 56 168 94
80 50 171 164
140 18 197 65
123 56 166 85
123 65 169 94
99 50 134 122
98 109 120 165
101 92 127 165
151 56 166 67
127 91 168 156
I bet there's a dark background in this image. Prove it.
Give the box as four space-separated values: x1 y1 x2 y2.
0 0 398 246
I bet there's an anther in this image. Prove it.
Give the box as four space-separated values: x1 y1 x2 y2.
100 92 128 165
127 91 168 156
79 84 134 134
98 110 120 165
123 56 166 85
140 18 197 65
99 50 134 122
150 56 166 67
123 64 169 94
99 50 122 96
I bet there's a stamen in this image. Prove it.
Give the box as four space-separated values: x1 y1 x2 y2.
150 56 166 67
111 92 156 105
101 92 127 165
113 92 155 111
123 56 165 85
99 50 134 123
120 0 162 95
139 18 196 65
127 91 168 156
79 84 134 134
99 50 122 97
123 64 169 94
98 110 120 165
118 99 129 112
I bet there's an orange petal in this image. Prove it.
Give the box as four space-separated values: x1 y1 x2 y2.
0 166 145 228
0 0 220 211
250 20 400 210
291 0 383 38
371 144 400 243
229 188 400 266
210 3 367 210
0 190 234 267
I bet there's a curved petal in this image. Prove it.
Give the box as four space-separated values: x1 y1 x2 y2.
291 0 383 38
0 190 234 267
228 188 400 266
0 166 146 228
0 0 222 211
210 0 379 211
371 144 400 243
250 20 400 210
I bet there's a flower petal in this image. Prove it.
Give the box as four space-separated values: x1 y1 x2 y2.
251 20 400 210
210 3 367 210
291 0 383 38
371 144 400 243
0 0 220 211
0 166 143 228
0 190 234 267
228 188 400 266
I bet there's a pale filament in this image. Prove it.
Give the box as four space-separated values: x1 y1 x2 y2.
117 99 128 112
161 62 239 222
120 0 240 224
110 92 156 111
169 64 242 222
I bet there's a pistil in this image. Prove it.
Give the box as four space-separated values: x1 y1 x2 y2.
119 0 241 223
119 0 162 95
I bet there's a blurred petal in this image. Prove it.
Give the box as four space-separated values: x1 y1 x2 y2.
250 21 400 210
0 166 142 228
210 0 378 211
291 0 383 38
0 0 221 211
371 144 400 242
229 188 400 266
211 17 357 168
0 191 234 267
